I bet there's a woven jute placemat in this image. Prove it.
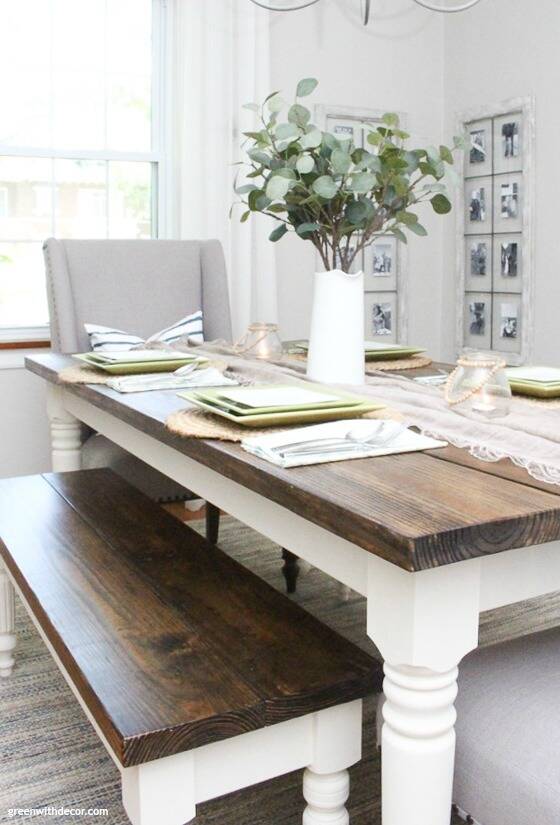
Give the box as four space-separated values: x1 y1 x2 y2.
166 406 404 443
514 394 560 409
58 365 111 385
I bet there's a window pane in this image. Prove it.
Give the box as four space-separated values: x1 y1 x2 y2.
0 157 53 241
108 162 152 238
0 2 51 147
0 242 48 327
55 159 107 238
106 0 153 151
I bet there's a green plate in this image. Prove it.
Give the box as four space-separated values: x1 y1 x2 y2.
193 385 369 416
74 352 207 375
509 379 560 399
290 341 426 361
178 391 385 428
364 347 425 361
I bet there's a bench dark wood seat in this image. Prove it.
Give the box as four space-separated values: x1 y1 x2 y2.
0 469 380 825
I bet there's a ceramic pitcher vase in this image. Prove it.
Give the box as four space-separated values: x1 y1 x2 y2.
306 268 365 385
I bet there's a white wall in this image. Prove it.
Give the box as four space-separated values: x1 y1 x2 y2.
0 356 51 478
269 0 446 355
442 0 560 363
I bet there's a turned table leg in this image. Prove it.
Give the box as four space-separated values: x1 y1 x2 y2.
0 560 16 678
366 554 482 825
47 385 82 473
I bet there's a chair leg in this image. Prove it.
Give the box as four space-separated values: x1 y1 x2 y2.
205 503 220 545
282 549 300 594
0 560 16 678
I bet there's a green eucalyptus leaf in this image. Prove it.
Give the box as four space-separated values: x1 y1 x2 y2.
322 133 341 151
248 149 271 167
407 222 428 236
248 189 271 211
312 175 338 199
345 200 368 225
288 103 311 128
382 112 400 128
366 130 382 147
235 183 258 195
275 122 300 141
396 210 419 226
296 77 318 98
266 175 292 200
300 129 322 149
267 94 285 113
391 227 407 244
243 103 260 113
240 210 251 223
296 155 315 174
269 224 288 242
439 145 454 164
431 193 452 214
350 172 376 193
331 149 352 175
296 222 320 237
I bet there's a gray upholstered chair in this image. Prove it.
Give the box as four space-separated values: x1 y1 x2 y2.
43 238 232 542
452 626 560 825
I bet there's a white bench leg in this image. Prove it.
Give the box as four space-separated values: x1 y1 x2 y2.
0 559 16 678
303 700 362 825
47 385 82 473
122 751 196 825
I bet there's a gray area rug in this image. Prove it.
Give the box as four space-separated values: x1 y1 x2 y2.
1 514 559 824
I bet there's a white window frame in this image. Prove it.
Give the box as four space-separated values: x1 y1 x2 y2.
0 0 173 344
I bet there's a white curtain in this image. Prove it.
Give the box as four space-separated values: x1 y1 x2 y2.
173 0 277 339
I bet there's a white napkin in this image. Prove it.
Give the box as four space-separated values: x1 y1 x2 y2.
242 419 447 468
106 367 237 394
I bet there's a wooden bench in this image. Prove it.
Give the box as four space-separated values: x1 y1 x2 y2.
0 469 381 825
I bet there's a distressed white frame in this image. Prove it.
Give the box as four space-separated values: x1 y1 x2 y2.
315 104 409 344
0 0 173 342
455 96 535 365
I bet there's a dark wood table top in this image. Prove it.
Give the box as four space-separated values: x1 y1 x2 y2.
26 353 560 573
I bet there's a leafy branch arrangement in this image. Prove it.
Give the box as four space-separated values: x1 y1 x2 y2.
234 77 462 273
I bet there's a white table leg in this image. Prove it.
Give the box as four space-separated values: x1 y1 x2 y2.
0 560 16 678
367 554 482 825
47 385 82 472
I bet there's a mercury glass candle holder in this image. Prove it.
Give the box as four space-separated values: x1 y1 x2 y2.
234 323 284 360
445 352 512 419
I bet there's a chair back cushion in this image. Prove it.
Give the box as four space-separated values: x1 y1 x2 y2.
43 238 232 352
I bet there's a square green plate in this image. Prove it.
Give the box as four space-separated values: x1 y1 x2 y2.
508 379 560 398
192 385 370 416
73 352 206 375
178 391 385 428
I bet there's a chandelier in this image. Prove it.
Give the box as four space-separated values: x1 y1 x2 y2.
248 0 482 23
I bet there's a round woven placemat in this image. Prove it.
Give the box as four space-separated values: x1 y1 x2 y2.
514 393 560 409
166 406 404 443
58 365 110 384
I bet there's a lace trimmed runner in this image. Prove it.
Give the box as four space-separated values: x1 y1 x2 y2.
163 341 560 486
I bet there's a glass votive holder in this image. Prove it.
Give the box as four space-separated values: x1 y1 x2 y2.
234 323 284 360
445 352 512 419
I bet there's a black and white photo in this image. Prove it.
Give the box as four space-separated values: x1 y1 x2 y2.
469 187 486 222
500 302 518 339
469 301 486 335
372 302 392 335
470 242 488 276
372 242 392 274
501 181 519 219
469 129 486 164
501 242 518 277
502 122 519 158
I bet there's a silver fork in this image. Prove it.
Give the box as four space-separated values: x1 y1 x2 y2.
272 421 405 458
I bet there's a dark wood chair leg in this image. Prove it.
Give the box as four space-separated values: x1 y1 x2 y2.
281 549 300 594
205 503 220 544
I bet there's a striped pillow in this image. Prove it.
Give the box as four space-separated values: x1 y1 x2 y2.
85 310 204 352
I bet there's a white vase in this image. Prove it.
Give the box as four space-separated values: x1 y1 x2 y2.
306 268 365 385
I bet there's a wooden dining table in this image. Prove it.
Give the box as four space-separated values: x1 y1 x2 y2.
25 353 560 825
